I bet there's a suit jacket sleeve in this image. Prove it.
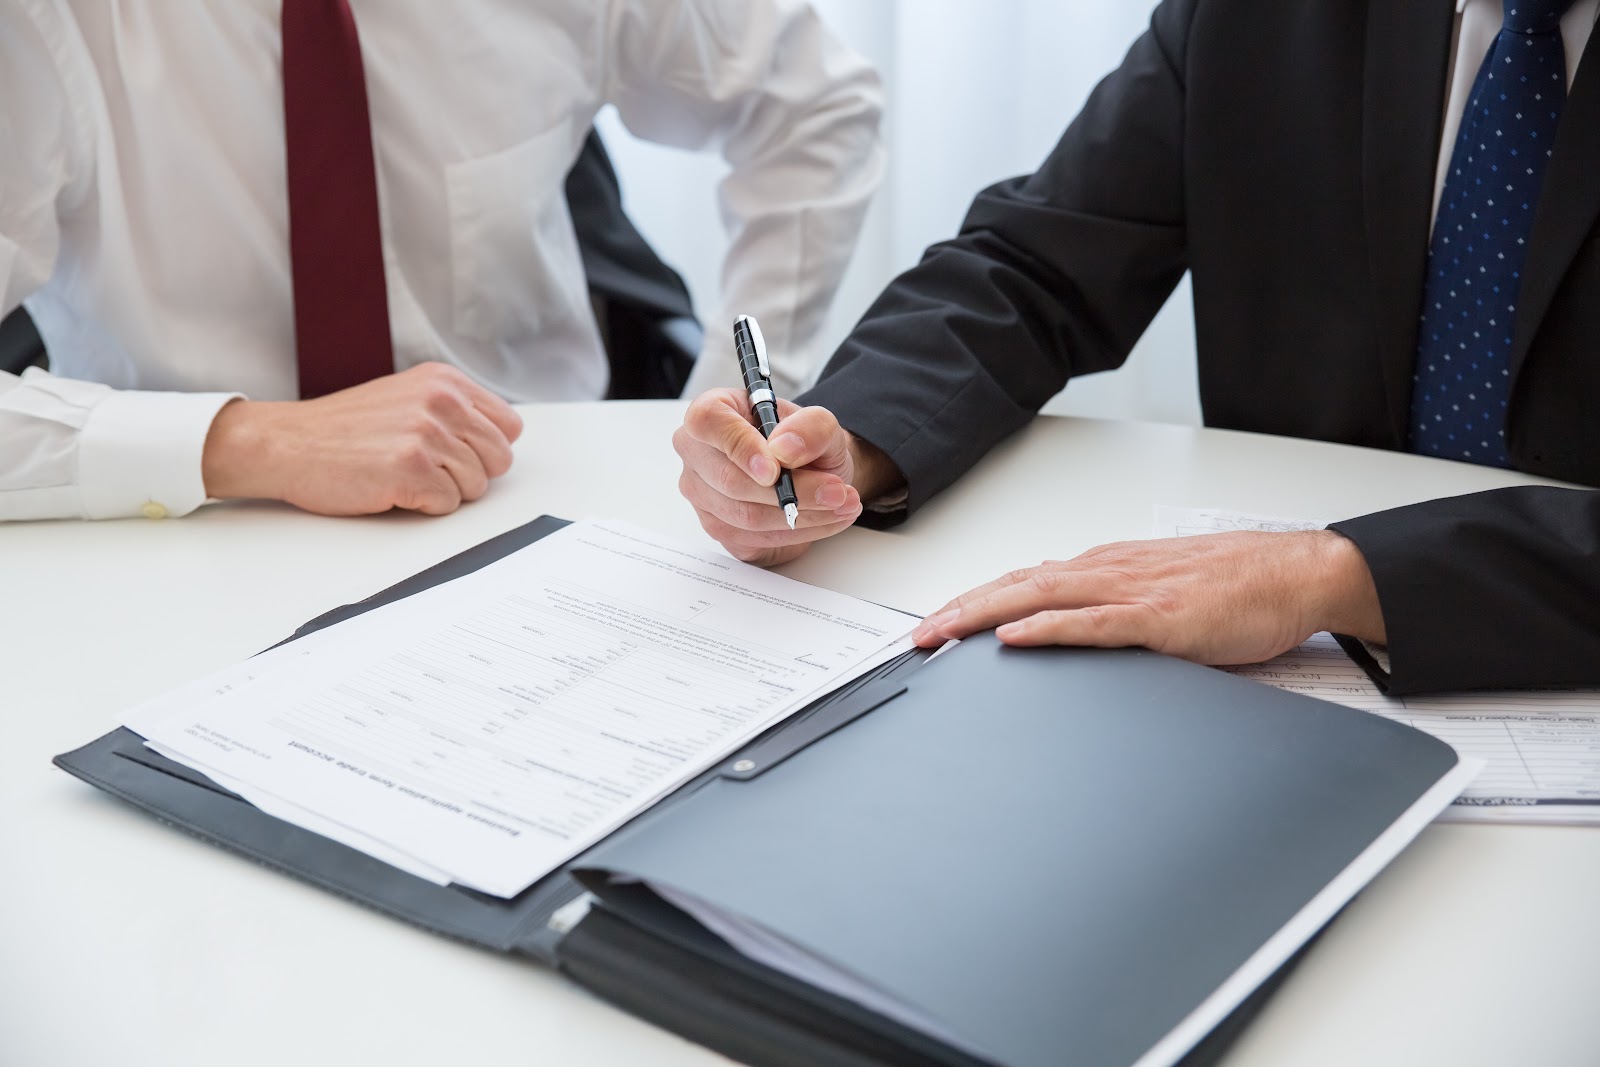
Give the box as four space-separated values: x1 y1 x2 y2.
797 0 1197 518
1329 488 1600 694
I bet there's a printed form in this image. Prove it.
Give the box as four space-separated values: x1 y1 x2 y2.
129 520 916 896
1156 506 1600 824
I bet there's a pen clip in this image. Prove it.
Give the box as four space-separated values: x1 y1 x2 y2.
744 316 771 380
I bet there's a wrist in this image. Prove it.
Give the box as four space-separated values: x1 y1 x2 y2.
1305 530 1387 643
845 433 904 505
201 399 282 500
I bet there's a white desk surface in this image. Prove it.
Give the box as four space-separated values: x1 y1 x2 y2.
3 402 1597 1067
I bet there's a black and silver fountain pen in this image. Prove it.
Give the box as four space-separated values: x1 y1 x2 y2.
733 314 799 530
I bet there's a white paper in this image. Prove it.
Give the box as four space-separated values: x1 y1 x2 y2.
1156 505 1600 824
132 519 917 896
647 880 988 1059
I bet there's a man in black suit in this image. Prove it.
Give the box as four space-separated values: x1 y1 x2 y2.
673 0 1600 695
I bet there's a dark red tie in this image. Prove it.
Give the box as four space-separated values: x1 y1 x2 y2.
282 0 394 399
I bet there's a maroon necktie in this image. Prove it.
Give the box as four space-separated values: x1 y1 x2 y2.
281 0 394 399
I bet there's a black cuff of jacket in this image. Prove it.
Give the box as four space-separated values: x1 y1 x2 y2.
1331 632 1393 694
1328 487 1600 695
1327 510 1461 697
797 364 1033 524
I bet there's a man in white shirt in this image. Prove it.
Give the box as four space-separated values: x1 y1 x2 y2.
0 0 883 521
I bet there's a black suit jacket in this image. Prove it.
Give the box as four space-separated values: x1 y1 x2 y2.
800 0 1600 694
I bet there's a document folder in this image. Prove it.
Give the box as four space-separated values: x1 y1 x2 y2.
55 515 1466 1067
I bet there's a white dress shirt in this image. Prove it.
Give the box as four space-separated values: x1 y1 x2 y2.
0 0 883 520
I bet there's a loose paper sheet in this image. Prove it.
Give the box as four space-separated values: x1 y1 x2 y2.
129 519 915 895
1156 506 1600 823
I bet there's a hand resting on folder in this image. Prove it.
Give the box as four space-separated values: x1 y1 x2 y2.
910 530 1387 665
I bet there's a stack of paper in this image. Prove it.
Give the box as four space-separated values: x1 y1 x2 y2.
124 519 916 896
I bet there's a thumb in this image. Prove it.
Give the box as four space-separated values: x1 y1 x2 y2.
767 405 850 475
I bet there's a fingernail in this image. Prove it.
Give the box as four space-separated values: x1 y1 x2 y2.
748 454 776 482
770 433 806 465
816 482 847 508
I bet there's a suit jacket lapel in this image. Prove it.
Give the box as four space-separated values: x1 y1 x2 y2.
1361 0 1455 447
1509 42 1600 388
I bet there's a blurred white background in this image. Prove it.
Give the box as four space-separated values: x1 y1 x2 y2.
597 0 1201 425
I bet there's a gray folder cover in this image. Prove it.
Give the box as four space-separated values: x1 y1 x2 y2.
572 632 1460 1067
53 517 1459 1067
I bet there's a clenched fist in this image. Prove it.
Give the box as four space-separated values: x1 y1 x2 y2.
202 362 523 516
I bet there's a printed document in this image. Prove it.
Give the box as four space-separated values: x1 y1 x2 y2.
1156 506 1600 824
129 519 915 895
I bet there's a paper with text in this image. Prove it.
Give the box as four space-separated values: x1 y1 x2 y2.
131 520 915 895
1156 506 1600 824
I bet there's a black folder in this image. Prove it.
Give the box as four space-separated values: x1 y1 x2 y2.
55 515 1463 1067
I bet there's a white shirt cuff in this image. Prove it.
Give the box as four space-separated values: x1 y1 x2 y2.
77 388 241 519
1358 638 1393 677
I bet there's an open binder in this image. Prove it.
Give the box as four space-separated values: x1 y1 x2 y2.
56 515 1467 1067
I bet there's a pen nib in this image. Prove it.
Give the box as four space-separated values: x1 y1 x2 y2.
783 503 798 531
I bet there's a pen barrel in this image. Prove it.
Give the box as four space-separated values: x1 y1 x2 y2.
752 398 782 439
737 350 765 394
774 469 798 509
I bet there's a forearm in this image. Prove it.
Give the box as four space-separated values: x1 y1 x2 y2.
844 431 903 506
798 4 1194 519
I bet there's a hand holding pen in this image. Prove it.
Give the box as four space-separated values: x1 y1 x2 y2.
670 319 890 567
733 315 799 529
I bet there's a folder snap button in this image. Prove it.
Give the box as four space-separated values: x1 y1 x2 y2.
733 759 755 773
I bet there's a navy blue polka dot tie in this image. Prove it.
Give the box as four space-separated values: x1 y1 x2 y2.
1409 0 1576 466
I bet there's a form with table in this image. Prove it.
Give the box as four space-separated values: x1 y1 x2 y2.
3 403 1598 1067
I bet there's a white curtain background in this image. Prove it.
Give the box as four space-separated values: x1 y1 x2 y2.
596 0 1201 425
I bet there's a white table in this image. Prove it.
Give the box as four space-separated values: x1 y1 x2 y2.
3 402 1597 1067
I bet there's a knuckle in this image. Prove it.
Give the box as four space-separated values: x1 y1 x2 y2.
1027 571 1065 597
725 496 769 532
1001 566 1036 587
398 443 435 475
720 425 758 467
1080 604 1114 629
422 385 466 419
725 542 767 564
483 447 513 478
408 413 447 444
1144 585 1181 615
1081 541 1128 562
685 390 734 435
710 459 749 498
460 480 488 502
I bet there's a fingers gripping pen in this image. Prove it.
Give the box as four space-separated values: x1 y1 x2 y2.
733 315 799 530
